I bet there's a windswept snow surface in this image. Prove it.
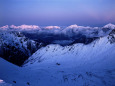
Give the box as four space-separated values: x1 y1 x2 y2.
0 79 12 86
0 32 115 86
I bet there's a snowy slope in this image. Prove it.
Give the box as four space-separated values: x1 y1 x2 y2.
0 30 115 86
26 30 115 69
0 79 12 86
24 30 115 86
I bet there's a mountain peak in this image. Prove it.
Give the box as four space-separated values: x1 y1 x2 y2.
66 24 78 29
104 23 115 29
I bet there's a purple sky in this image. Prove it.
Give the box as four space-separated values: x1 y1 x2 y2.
0 0 115 26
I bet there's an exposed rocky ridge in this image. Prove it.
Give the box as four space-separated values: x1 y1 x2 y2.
0 31 42 66
108 29 115 43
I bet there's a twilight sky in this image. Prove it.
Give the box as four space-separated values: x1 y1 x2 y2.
0 0 115 26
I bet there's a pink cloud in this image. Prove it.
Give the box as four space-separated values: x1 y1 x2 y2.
0 25 9 30
45 26 60 29
66 24 78 29
66 24 90 29
10 24 40 30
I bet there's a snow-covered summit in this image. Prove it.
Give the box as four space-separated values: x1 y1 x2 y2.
104 23 115 29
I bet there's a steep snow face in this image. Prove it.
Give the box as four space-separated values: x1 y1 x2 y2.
0 31 42 66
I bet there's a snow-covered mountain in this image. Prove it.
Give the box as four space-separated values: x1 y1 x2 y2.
0 28 114 86
24 29 115 86
0 24 115 86
0 31 42 66
0 24 114 46
25 29 115 66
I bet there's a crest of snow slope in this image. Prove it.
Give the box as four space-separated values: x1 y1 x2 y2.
26 31 115 69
